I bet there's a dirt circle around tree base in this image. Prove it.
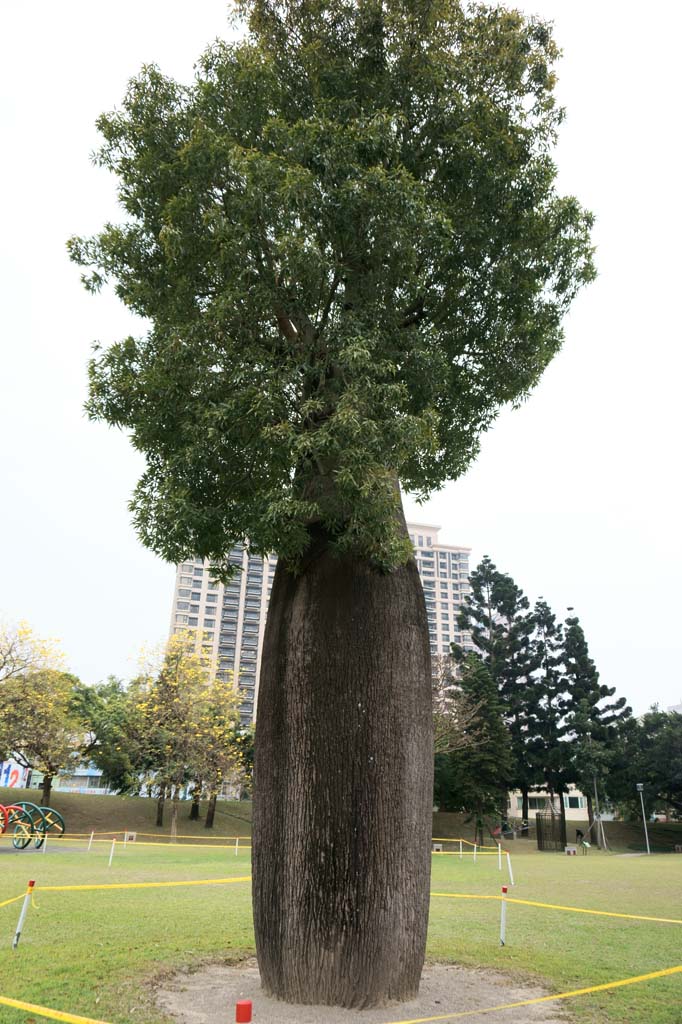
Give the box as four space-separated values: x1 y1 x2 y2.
154 960 570 1024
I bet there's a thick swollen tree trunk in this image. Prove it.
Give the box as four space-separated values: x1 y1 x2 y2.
253 523 433 1009
204 792 217 829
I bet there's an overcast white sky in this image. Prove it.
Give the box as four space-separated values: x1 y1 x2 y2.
1 2 680 714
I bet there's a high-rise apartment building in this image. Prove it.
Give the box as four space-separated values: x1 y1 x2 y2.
407 523 474 660
169 524 472 724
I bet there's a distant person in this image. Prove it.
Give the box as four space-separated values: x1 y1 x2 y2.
576 828 585 844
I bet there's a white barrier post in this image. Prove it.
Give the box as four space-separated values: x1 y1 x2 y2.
506 851 515 886
235 836 239 857
42 834 48 855
498 843 502 870
108 838 116 868
500 885 508 946
473 844 477 863
12 880 35 950
87 831 94 852
459 840 462 860
123 831 128 849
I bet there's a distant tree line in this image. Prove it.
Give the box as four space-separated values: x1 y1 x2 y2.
0 625 253 830
433 557 682 841
2 610 679 841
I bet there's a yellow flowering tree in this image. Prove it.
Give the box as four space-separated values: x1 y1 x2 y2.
0 669 82 804
0 620 63 686
135 632 236 837
191 675 247 829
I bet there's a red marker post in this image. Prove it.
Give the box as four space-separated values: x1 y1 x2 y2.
12 880 35 951
500 885 508 947
236 999 252 1023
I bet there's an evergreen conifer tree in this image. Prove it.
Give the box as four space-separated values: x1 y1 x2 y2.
561 615 631 842
528 599 572 842
433 655 512 843
456 558 538 833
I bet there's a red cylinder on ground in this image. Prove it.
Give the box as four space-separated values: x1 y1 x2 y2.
235 999 252 1023
502 885 508 894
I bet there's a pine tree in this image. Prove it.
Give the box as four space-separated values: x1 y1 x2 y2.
561 614 631 842
456 558 538 833
433 656 512 843
528 599 572 844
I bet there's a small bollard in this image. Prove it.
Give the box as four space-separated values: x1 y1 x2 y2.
500 885 508 946
12 880 35 951
235 998 252 1022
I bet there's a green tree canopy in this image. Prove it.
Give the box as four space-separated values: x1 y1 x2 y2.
561 615 631 820
1 670 82 805
433 654 512 828
69 0 594 575
71 677 140 793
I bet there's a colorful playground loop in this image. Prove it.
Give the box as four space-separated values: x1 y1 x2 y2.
0 801 65 849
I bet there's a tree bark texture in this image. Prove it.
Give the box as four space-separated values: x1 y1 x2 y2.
586 792 599 847
41 774 53 807
253 525 434 1009
205 792 217 829
170 787 179 841
156 787 165 828
521 789 529 838
189 787 201 820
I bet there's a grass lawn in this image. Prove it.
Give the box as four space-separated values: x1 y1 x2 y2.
0 839 680 1024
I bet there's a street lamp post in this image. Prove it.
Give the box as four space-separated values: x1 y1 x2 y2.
636 783 651 855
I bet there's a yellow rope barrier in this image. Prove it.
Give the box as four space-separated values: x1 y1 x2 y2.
382 964 682 1024
2 964 680 1024
432 851 499 856
37 876 252 893
0 993 112 1024
63 831 250 840
432 838 502 850
0 835 252 849
0 893 25 910
431 892 682 925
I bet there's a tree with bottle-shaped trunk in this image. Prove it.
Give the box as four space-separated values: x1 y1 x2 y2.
70 0 593 1007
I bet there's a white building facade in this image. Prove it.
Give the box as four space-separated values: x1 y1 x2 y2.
169 524 472 725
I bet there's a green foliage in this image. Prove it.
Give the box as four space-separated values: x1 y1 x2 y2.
454 558 638 819
607 709 682 815
455 556 538 795
433 655 512 819
70 0 594 574
70 676 140 792
561 616 631 803
0 669 82 783
525 598 572 800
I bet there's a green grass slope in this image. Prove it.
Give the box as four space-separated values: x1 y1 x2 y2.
0 787 252 838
